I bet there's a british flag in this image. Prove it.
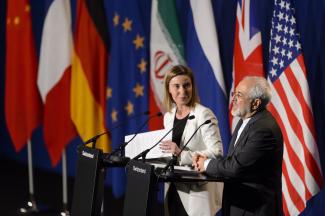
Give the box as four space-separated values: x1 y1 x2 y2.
229 0 265 132
267 0 323 215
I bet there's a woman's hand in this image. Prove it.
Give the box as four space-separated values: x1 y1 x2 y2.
159 140 181 156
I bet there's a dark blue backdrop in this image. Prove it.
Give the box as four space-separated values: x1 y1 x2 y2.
1 0 325 215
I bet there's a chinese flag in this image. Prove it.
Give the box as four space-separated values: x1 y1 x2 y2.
5 0 43 151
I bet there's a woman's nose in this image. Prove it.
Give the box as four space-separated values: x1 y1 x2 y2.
179 86 185 93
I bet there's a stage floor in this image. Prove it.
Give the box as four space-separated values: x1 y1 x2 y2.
0 157 127 216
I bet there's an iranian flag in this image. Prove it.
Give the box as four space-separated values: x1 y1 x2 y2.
149 0 184 130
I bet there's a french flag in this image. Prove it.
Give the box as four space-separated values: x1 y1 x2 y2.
37 0 76 166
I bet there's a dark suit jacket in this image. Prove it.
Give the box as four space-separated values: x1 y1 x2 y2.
206 109 283 216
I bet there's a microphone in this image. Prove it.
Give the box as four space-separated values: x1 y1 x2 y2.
132 115 195 162
160 119 212 176
104 112 163 164
83 110 150 148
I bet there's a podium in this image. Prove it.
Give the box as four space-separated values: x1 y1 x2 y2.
123 160 157 216
123 159 223 216
71 146 222 216
71 145 129 216
71 146 105 216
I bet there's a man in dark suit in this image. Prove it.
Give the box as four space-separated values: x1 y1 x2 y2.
193 76 283 216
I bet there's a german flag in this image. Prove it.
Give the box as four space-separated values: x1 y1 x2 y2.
71 0 110 152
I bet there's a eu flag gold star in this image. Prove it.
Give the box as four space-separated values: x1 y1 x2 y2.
133 34 144 50
122 17 132 32
113 13 119 26
106 87 112 99
111 109 118 122
137 58 147 74
133 83 144 97
124 101 134 116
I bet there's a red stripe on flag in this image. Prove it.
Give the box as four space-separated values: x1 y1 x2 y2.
286 62 316 137
295 56 323 189
282 192 290 216
269 103 312 200
273 77 322 190
282 158 306 212
296 55 307 77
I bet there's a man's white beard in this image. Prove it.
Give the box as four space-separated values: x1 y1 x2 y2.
231 107 241 117
231 105 250 118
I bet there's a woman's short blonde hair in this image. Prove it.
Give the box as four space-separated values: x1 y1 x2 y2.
163 65 199 112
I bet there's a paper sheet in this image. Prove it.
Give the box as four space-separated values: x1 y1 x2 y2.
125 129 172 159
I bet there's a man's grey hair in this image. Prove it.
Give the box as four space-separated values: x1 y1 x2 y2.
243 76 272 107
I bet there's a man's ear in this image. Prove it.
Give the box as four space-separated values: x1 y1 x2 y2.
251 98 261 111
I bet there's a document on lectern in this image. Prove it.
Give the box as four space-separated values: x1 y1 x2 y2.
125 129 172 159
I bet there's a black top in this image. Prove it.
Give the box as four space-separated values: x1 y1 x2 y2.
172 114 189 147
169 113 190 215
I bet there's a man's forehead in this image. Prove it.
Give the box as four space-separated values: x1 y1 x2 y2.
236 79 252 91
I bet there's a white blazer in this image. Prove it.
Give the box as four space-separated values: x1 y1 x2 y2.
164 103 223 216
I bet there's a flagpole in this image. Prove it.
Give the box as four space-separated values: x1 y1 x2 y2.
19 140 38 214
101 196 104 216
61 149 70 216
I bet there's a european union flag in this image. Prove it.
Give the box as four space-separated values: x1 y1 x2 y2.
104 0 151 197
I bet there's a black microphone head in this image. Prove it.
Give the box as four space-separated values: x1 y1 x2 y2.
188 115 195 120
204 119 211 124
157 112 163 117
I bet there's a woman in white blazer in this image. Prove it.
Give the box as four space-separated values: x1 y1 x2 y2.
159 65 223 216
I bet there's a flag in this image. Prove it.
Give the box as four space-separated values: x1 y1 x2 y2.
5 0 43 151
149 0 185 130
37 0 77 166
104 0 150 197
230 0 265 132
186 0 230 153
267 0 323 215
71 0 110 152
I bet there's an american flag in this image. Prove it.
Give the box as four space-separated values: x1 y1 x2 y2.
267 0 323 215
230 0 265 132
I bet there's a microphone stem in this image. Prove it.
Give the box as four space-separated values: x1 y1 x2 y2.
120 116 152 149
161 119 211 175
133 127 173 161
166 156 177 172
132 115 194 161
83 111 150 146
111 113 161 157
91 138 97 149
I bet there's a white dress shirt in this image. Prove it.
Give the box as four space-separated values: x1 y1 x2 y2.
204 118 251 169
234 118 251 146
